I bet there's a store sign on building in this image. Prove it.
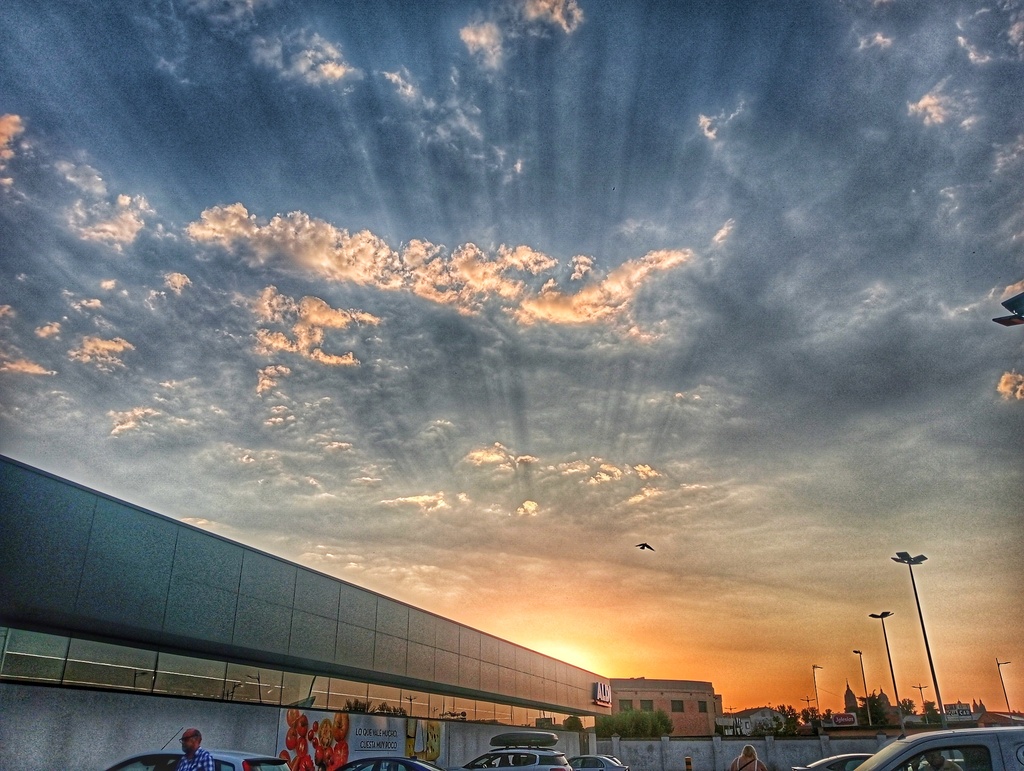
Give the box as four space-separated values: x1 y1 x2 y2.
593 682 612 706
830 713 857 726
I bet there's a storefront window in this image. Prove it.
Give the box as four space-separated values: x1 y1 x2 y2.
368 683 404 714
63 638 156 691
0 628 69 682
281 671 316 707
0 626 597 730
153 653 227 700
328 677 369 710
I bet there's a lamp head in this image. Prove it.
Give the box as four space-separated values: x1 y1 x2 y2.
869 611 894 620
892 551 927 565
853 650 862 655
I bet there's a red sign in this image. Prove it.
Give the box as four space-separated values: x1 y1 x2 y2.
831 713 857 726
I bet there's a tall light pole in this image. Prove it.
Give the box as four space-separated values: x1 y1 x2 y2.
892 551 947 729
853 650 873 726
996 660 1012 713
812 664 823 715
870 611 905 730
913 683 930 720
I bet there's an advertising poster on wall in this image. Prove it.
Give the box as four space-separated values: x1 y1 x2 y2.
277 708 444 771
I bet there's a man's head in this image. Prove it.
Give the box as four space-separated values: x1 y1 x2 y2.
180 729 202 758
924 751 945 769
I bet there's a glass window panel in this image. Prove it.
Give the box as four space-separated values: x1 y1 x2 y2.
492 702 513 725
63 638 157 690
225 662 264 702
473 698 500 723
368 683 404 714
329 677 369 711
282 671 316 707
153 652 226 699
0 629 69 682
401 690 429 717
452 696 475 721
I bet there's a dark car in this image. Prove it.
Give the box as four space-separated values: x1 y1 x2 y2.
340 759 448 771
793 754 874 771
104 749 287 771
569 756 629 771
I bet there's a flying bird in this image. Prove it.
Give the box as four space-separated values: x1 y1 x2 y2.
635 542 654 551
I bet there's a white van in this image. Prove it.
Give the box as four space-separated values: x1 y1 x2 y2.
856 728 1024 771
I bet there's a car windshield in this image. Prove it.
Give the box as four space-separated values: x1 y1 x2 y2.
106 754 181 771
467 754 511 769
855 740 914 771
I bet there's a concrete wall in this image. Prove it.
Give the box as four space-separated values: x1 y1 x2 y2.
597 734 894 771
0 682 581 771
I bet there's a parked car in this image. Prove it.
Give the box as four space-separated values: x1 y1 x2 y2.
568 755 629 771
104 749 287 771
793 754 873 771
854 727 1024 771
449 731 572 771
340 758 448 771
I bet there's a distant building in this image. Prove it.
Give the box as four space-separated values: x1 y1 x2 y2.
976 711 1024 727
610 677 722 736
716 706 783 736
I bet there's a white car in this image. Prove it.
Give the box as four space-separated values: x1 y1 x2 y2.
104 749 288 771
793 754 873 771
450 732 572 771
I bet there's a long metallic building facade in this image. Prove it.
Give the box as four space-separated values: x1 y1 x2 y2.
0 455 611 719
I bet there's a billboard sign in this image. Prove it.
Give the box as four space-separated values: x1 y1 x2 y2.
831 713 858 726
277 709 444 771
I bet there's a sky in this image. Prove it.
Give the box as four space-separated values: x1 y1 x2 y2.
1 0 1023 715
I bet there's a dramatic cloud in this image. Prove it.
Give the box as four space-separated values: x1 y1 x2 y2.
908 82 958 125
252 31 359 85
997 371 1024 400
0 114 24 185
524 0 584 34
164 272 192 294
109 406 161 435
67 336 135 370
56 161 107 196
190 205 691 328
382 69 419 101
0 358 56 375
257 364 292 395
858 32 893 51
70 194 152 248
460 22 503 70
252 286 378 366
382 492 450 513
512 249 693 326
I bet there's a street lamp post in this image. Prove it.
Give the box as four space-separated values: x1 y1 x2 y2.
869 611 905 730
892 551 947 729
853 650 873 726
996 660 1012 713
812 664 823 715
